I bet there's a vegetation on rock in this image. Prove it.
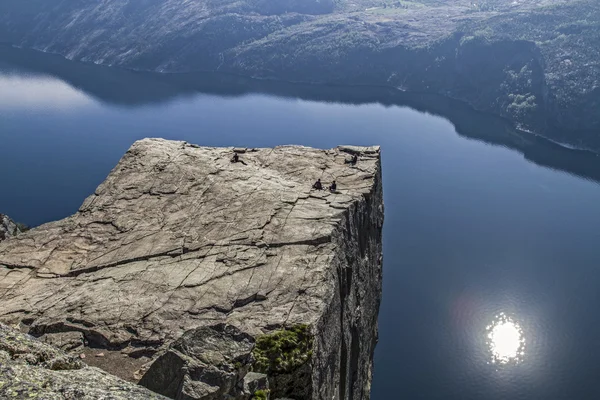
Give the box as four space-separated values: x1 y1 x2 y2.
252 389 270 400
252 324 314 374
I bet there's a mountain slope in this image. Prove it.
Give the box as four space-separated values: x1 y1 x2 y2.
1 0 598 149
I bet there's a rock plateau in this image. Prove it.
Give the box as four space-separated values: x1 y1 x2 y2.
0 138 384 400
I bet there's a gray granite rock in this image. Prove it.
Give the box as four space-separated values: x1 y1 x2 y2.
0 214 21 242
140 324 255 399
0 138 384 399
243 372 269 395
41 331 85 352
0 322 168 399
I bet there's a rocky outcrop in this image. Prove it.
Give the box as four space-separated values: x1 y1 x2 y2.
0 214 21 242
0 322 168 399
0 139 384 399
140 324 257 399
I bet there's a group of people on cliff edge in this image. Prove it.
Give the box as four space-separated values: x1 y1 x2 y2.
313 152 360 193
312 179 337 192
230 149 359 194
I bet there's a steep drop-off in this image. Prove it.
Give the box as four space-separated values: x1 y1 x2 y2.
0 139 384 399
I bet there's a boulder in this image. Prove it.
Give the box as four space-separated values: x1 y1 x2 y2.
41 331 85 352
140 324 255 399
0 214 21 242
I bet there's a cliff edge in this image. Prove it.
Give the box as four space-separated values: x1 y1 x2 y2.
0 139 384 399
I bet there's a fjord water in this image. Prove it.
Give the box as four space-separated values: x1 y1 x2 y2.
2 48 600 400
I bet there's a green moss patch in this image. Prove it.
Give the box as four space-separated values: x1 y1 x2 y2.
252 324 313 374
252 389 270 400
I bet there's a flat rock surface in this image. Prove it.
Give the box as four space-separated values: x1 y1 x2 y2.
0 138 381 383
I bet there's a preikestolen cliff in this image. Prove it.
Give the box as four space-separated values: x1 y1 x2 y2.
2 1 600 399
0 140 384 399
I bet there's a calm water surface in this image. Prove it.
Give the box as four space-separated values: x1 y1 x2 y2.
2 47 600 400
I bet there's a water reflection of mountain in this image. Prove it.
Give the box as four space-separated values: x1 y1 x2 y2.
2 44 599 184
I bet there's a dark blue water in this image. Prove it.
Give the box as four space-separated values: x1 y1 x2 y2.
2 48 600 400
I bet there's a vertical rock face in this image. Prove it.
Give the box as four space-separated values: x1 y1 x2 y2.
0 214 21 242
314 147 383 400
0 139 383 399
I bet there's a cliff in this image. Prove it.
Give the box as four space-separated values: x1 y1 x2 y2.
0 139 384 399
0 0 598 149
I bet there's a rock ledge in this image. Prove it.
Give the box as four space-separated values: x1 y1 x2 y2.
0 139 384 399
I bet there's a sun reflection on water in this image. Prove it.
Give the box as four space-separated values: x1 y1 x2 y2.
486 313 525 365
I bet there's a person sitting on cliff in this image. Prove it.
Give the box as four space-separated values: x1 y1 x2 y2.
313 179 323 190
345 154 358 165
329 181 337 192
231 152 247 165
